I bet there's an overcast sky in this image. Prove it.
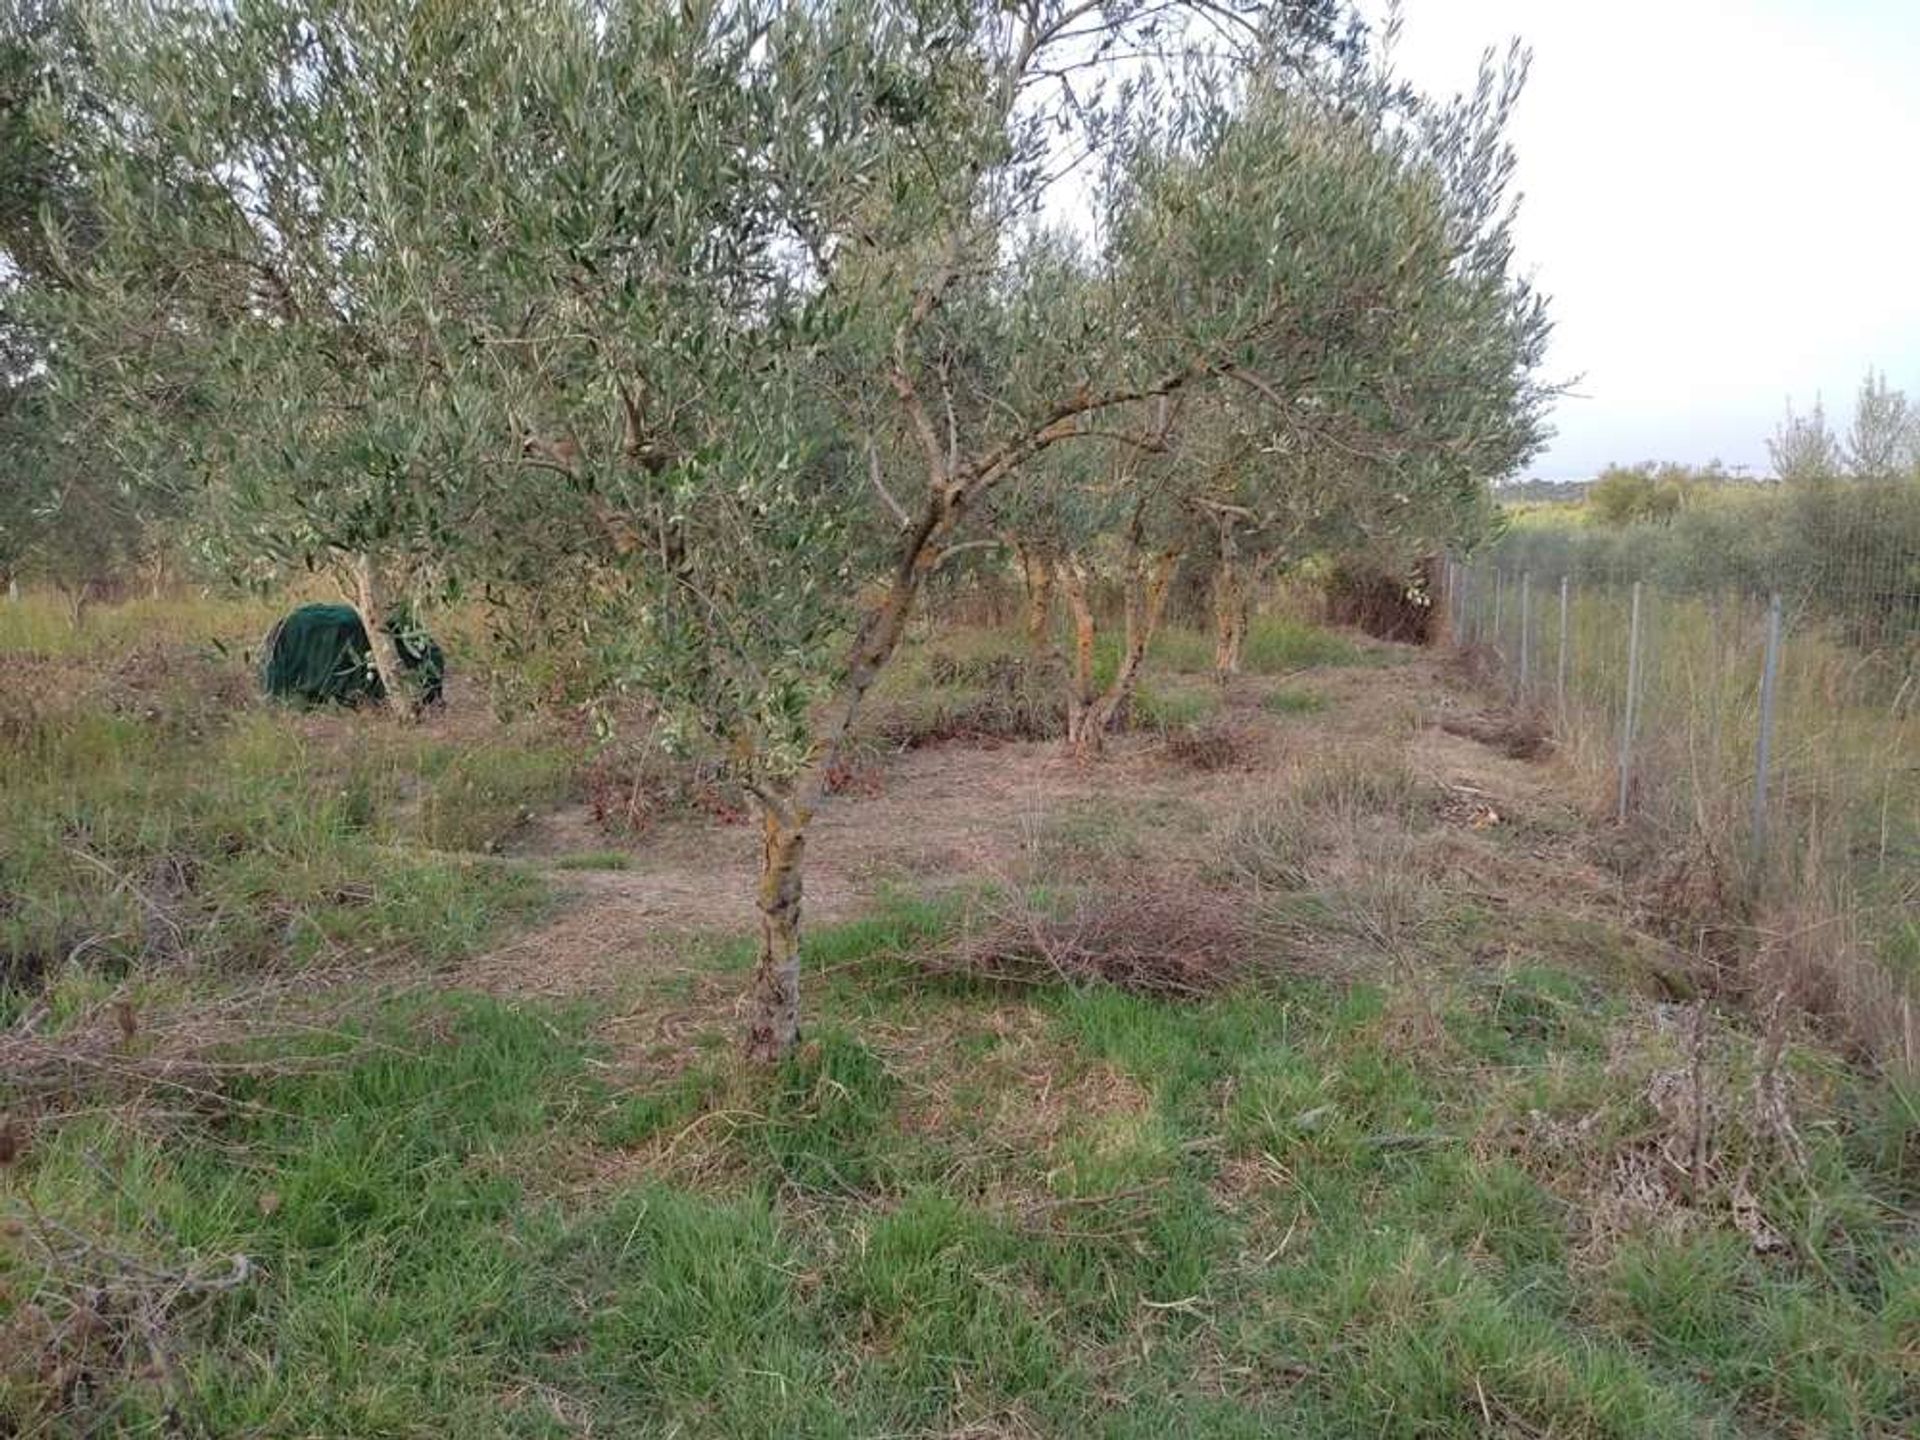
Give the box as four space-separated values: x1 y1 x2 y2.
1378 0 1920 480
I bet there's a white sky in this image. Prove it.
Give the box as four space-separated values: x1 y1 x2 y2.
1379 0 1920 479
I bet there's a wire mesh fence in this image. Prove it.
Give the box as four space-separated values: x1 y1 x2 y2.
1447 492 1919 1067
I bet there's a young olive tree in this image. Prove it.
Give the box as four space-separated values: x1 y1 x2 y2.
1021 40 1551 698
52 1 1549 1062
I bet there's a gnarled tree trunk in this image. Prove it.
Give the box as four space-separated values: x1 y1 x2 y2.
1212 526 1248 681
1058 546 1180 758
1057 556 1100 752
1088 547 1180 743
1013 538 1056 659
352 552 417 721
744 796 808 1062
740 493 950 1059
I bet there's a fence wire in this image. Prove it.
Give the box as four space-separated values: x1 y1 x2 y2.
1447 490 1919 1060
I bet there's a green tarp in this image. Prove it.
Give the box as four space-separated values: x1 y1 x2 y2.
260 603 445 708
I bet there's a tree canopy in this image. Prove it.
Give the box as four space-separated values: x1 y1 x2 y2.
11 0 1554 1055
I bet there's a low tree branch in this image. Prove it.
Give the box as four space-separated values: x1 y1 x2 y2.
867 440 913 527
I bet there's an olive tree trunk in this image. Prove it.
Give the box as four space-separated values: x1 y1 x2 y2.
744 797 808 1061
741 503 944 1061
1092 546 1180 739
352 552 417 721
1212 539 1249 680
1057 556 1100 752
59 580 91 630
1013 538 1056 659
738 330 1207 1059
1058 547 1180 758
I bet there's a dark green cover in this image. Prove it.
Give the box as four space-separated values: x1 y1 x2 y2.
260 603 445 707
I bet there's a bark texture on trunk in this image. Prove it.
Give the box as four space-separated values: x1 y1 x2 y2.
1059 547 1180 758
1015 540 1056 659
744 799 807 1063
739 486 958 1060
1087 547 1179 744
1058 557 1100 753
352 553 417 721
1212 541 1248 680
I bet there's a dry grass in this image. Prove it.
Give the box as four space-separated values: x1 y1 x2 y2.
934 881 1257 998
1439 707 1553 760
1468 581 1920 1075
1216 748 1428 892
1751 899 1919 1071
0 972 395 1140
1487 999 1826 1268
3 1191 256 1432
1161 718 1261 772
580 728 749 833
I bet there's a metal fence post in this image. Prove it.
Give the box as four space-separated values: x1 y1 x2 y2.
1556 574 1570 719
1617 580 1644 824
1752 592 1783 869
1518 571 1532 700
1492 570 1505 653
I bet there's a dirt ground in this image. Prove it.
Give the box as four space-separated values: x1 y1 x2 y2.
460 649 1635 999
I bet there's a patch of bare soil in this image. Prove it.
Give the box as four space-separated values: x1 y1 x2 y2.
468 718 1303 995
466 739 1125 993
462 646 1660 1002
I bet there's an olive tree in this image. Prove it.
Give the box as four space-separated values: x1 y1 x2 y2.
50 0 1550 1062
38 0 761 706
998 40 1552 704
0 0 152 614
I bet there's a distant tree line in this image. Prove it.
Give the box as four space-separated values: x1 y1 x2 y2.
1489 372 1920 642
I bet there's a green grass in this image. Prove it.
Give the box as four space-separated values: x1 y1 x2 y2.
0 589 287 658
5 597 1913 1437
11 907 1912 1436
1243 614 1369 671
1146 625 1217 673
547 848 634 871
1263 686 1330 715
1130 681 1219 730
1 609 562 998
